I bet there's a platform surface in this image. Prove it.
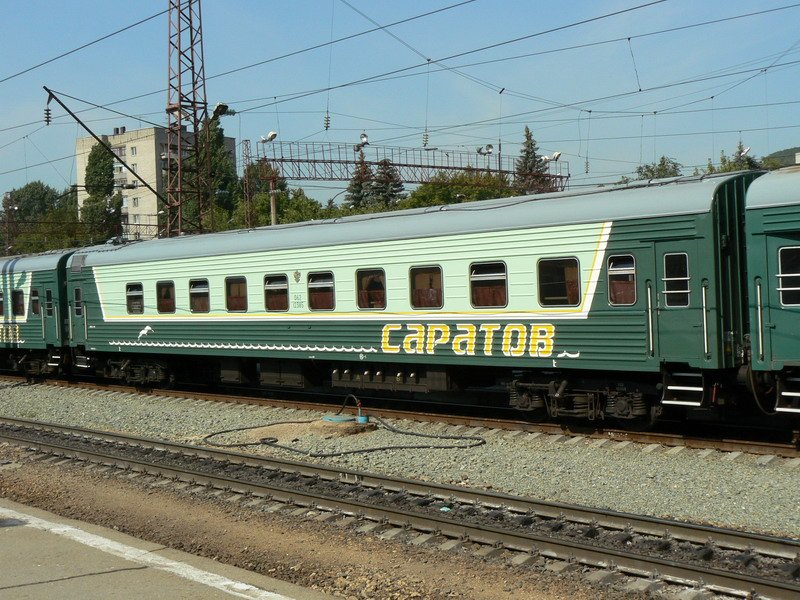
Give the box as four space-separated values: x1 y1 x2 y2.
0 498 333 600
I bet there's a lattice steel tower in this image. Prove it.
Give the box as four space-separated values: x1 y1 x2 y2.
166 0 210 236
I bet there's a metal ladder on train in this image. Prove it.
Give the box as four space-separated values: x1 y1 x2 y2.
775 375 800 414
661 371 705 407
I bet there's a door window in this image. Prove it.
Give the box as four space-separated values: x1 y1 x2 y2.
778 247 800 306
663 253 690 307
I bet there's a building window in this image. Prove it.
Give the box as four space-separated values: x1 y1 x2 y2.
132 197 139 208
470 262 507 308
133 214 140 224
126 283 144 314
778 247 800 306
663 253 690 307
410 266 443 309
12 290 24 316
130 163 137 173
538 258 581 306
156 281 175 313
130 146 137 156
30 290 40 316
308 272 335 311
189 279 210 313
357 269 385 310
608 255 636 306
45 289 53 316
264 274 289 311
73 288 83 317
226 276 248 312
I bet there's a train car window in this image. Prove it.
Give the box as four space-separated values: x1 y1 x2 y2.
608 255 636 306
663 253 690 307
778 247 800 305
156 281 175 314
470 262 507 308
308 272 335 311
264 275 289 312
45 289 53 316
12 290 25 316
189 279 210 313
30 290 40 316
226 277 248 312
126 283 144 314
0 292 3 315
410 266 443 309
538 258 580 306
356 269 386 310
73 288 83 316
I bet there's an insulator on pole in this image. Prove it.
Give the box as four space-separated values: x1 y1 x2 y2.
44 107 52 125
422 130 429 147
324 112 331 130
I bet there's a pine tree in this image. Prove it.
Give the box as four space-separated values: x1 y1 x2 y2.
345 151 374 210
514 126 552 194
370 159 405 209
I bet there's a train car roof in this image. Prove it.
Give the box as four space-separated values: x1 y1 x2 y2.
745 165 800 210
0 249 75 274
71 171 753 267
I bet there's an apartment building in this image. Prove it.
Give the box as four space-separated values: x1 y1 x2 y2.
75 126 236 240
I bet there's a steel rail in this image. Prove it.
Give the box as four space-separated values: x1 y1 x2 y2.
1 417 798 599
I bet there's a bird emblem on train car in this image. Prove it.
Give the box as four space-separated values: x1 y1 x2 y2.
137 325 153 341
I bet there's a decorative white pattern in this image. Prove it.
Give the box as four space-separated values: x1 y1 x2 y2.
108 339 378 353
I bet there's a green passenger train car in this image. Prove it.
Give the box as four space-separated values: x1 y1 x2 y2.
0 250 74 373
745 166 800 415
59 171 765 424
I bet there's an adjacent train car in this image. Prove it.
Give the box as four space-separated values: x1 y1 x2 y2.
0 250 74 374
61 171 764 424
745 166 800 414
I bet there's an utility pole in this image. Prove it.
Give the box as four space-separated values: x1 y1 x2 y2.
166 0 211 236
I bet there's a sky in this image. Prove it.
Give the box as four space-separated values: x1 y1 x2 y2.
1 0 799 201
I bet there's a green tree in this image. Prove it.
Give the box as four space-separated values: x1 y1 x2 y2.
345 151 373 210
514 126 553 193
84 143 115 198
277 188 324 223
370 159 406 209
633 156 682 180
705 142 762 173
398 168 513 209
81 143 122 243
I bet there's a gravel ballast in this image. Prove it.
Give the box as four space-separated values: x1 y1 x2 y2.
1 382 798 538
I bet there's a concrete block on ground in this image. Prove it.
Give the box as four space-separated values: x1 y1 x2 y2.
695 448 715 459
548 434 567 444
378 528 405 541
264 502 285 513
314 511 338 522
665 445 686 456
243 498 265 508
642 443 662 454
545 560 580 573
585 570 622 585
624 579 663 593
756 454 778 467
410 533 436 546
173 482 192 491
784 458 800 469
355 522 382 534
438 539 463 553
290 507 309 516
675 588 714 600
474 546 504 559
504 430 525 438
564 435 585 446
611 441 632 450
590 438 612 448
510 553 540 566
723 451 743 462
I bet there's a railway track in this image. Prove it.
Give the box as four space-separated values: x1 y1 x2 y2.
5 375 799 458
1 416 798 599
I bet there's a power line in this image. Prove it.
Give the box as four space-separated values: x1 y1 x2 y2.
0 9 167 85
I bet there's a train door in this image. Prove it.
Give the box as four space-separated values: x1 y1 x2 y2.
654 241 705 362
43 288 61 343
69 285 87 345
762 237 800 365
